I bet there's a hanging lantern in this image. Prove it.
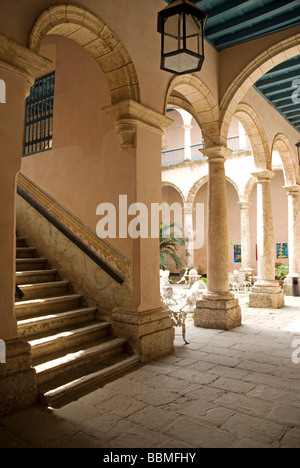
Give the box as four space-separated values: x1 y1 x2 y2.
158 0 208 75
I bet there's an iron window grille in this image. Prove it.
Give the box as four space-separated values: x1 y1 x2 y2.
24 72 55 156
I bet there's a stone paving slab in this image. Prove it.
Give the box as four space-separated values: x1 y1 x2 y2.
0 293 300 448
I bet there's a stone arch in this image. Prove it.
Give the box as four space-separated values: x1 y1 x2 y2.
29 4 140 104
165 74 219 148
186 174 240 205
243 176 257 202
272 134 297 187
226 176 242 201
234 103 271 170
166 95 203 134
161 181 185 204
186 175 208 205
220 33 300 141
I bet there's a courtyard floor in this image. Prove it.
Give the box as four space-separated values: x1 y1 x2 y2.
1 289 300 448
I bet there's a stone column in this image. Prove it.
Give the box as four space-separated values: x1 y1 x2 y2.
0 35 51 416
184 202 194 268
194 146 242 330
249 171 284 308
104 100 175 360
283 185 300 295
238 201 254 274
178 109 193 161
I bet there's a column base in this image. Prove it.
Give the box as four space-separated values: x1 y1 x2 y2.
0 338 37 418
194 292 242 330
240 267 255 276
249 280 284 308
283 275 300 296
111 306 174 361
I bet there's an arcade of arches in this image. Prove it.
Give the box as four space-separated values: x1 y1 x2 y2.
0 1 299 416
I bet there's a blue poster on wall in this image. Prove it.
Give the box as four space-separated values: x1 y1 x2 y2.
234 245 242 263
276 243 288 259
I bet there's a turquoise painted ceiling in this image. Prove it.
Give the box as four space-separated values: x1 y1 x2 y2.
164 0 300 51
164 0 300 133
254 56 300 132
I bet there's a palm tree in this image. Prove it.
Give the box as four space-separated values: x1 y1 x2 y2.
160 222 185 270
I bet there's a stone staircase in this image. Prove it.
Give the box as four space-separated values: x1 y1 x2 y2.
15 234 140 408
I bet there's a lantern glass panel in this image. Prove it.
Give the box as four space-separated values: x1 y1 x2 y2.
164 13 183 54
185 13 202 55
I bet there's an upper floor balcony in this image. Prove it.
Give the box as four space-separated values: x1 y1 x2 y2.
161 135 251 168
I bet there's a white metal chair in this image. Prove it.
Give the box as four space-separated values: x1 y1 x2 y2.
180 279 207 311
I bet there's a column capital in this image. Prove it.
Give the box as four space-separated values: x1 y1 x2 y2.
0 34 52 94
238 201 252 209
182 124 193 131
184 202 193 214
284 185 300 195
201 145 232 161
103 99 173 149
251 170 275 182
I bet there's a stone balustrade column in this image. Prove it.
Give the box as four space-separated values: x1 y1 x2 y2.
194 146 242 330
249 170 284 308
184 202 194 268
182 123 193 160
238 201 254 274
283 185 300 295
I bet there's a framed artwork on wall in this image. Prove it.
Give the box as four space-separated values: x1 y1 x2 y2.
276 243 288 259
234 245 242 263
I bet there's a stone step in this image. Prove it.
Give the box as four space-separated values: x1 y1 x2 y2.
16 247 37 258
16 269 59 285
15 294 83 320
16 237 26 247
40 354 140 408
16 258 47 271
35 338 128 390
15 281 70 300
29 321 110 361
18 307 99 341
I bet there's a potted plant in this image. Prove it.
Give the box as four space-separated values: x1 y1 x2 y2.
276 263 289 286
159 222 185 271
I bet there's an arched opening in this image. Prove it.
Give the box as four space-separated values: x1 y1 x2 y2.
161 184 185 275
233 103 271 171
187 177 241 276
272 134 297 187
165 74 219 148
220 33 300 142
29 4 140 104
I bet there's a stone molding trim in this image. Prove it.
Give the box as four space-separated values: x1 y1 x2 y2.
0 34 52 93
17 172 131 285
220 33 300 140
29 4 140 104
104 99 174 149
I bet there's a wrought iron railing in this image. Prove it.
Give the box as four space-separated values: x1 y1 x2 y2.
191 142 205 160
162 147 185 167
227 136 240 153
162 136 251 167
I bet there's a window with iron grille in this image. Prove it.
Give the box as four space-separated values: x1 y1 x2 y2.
24 72 55 156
